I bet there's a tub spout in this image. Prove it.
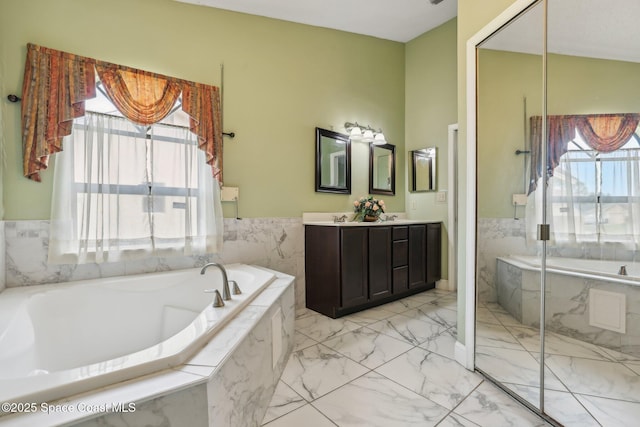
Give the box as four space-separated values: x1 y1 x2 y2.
201 263 231 301
619 265 628 276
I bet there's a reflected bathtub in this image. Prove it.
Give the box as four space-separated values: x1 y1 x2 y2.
496 255 640 356
511 255 640 284
0 264 275 406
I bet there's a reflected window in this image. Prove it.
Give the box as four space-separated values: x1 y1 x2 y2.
547 126 640 245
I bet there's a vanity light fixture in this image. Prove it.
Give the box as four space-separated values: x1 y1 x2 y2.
362 128 374 142
344 122 365 140
344 122 387 144
373 130 387 145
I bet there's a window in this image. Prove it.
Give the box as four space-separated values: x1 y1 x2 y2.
544 126 640 246
48 87 223 264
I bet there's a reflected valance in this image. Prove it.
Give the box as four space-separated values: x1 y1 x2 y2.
21 43 223 182
528 113 640 194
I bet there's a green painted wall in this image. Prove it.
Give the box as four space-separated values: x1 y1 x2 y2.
478 49 640 219
477 49 543 219
405 18 458 281
0 0 405 220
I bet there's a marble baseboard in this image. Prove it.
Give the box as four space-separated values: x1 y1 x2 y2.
3 218 306 309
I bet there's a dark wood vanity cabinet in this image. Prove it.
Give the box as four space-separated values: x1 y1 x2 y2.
305 222 441 318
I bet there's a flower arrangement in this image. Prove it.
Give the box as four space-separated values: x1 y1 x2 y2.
352 196 385 222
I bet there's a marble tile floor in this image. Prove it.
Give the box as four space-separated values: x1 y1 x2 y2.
476 300 640 426
261 290 552 427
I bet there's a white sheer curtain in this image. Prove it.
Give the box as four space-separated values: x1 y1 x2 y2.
49 112 223 264
526 147 640 248
600 148 640 246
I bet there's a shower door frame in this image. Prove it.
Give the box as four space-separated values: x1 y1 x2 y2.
464 0 556 421
462 0 543 370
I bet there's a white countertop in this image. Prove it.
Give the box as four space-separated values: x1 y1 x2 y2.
302 212 440 226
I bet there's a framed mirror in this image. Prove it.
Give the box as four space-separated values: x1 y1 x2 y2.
409 148 436 192
315 127 351 194
369 143 395 195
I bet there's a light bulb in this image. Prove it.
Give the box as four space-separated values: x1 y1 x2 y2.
373 132 386 145
350 126 363 140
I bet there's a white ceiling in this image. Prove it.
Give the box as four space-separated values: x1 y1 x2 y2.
480 0 640 63
175 0 457 43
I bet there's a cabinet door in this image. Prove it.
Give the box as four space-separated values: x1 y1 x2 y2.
426 223 442 284
408 225 427 288
340 228 369 308
393 266 409 293
368 227 392 300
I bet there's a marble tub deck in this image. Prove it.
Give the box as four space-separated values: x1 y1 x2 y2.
476 301 640 426
262 291 554 427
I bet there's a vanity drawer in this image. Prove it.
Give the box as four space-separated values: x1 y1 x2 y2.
392 226 408 240
392 240 408 267
393 266 409 293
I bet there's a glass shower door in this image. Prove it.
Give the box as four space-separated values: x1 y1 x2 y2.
474 0 547 412
542 0 640 425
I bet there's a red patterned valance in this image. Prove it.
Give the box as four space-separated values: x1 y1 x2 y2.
528 113 640 194
21 43 223 182
575 114 640 153
95 63 182 126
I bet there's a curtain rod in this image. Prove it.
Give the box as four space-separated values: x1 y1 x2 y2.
8 92 236 138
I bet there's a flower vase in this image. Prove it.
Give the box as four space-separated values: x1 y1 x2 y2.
363 214 379 222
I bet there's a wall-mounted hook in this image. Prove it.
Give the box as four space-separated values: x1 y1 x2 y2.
223 132 235 138
7 94 21 103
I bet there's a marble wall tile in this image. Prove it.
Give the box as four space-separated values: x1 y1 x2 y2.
75 384 209 427
206 284 295 427
4 218 306 309
496 259 522 321
476 217 638 305
477 218 536 303
495 257 640 358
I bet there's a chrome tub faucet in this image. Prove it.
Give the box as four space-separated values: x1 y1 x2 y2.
201 262 232 301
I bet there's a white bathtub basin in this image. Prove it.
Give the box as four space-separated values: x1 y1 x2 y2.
0 264 275 406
